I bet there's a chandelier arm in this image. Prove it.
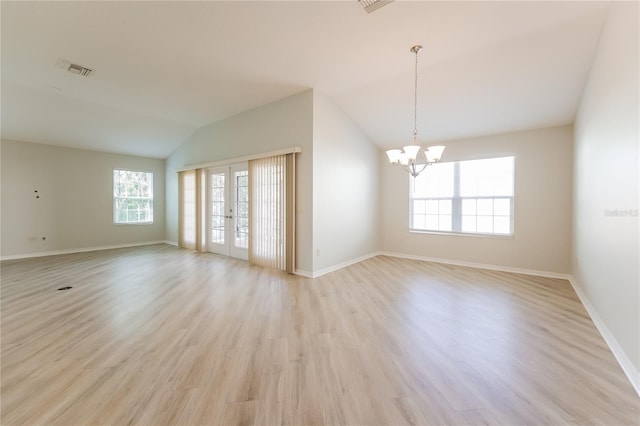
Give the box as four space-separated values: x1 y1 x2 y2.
401 164 414 176
413 162 428 176
401 160 429 178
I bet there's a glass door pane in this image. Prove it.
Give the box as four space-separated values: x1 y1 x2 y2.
234 170 249 249
229 164 249 260
207 163 248 261
207 167 229 256
210 172 226 244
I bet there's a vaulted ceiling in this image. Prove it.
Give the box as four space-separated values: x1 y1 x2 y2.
1 1 609 159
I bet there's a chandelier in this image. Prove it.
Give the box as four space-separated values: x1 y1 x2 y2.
386 45 445 177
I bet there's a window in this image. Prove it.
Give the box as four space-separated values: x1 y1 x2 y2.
410 156 514 236
113 169 153 224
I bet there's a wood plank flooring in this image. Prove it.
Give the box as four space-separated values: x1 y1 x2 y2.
1 244 638 425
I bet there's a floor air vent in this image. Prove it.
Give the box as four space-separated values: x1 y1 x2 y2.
56 58 93 77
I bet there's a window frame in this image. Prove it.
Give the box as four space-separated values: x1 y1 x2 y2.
113 168 154 225
409 156 515 238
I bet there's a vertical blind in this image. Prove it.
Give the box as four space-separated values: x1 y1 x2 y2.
178 153 296 273
179 170 196 250
248 154 295 273
178 169 205 251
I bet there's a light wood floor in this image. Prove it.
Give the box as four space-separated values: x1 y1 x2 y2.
1 244 638 425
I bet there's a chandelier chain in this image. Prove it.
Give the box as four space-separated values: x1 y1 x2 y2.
413 47 418 136
384 44 445 178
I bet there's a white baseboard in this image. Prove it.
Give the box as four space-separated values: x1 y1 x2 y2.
379 251 639 397
294 269 313 278
163 240 179 247
378 251 571 280
311 252 380 278
295 251 380 278
0 240 169 261
568 277 640 397
296 251 570 281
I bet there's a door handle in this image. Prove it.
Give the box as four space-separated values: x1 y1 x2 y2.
225 215 233 219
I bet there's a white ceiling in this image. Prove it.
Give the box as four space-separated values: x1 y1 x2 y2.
1 1 609 159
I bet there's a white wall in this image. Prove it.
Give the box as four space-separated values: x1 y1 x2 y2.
380 125 573 274
165 90 314 272
573 1 639 378
1 139 166 257
312 92 379 273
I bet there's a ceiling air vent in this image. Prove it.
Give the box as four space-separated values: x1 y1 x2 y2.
358 0 394 14
56 58 93 77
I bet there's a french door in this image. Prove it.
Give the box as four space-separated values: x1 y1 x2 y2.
207 163 249 260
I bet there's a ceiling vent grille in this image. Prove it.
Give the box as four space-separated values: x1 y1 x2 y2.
358 0 394 14
56 58 93 77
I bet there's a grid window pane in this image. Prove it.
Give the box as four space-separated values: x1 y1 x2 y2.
409 157 514 236
413 214 426 229
462 199 476 215
461 216 476 233
493 198 511 216
439 200 452 215
494 198 511 216
439 215 452 232
113 170 153 224
425 200 439 214
477 199 493 216
494 216 511 234
425 215 438 230
477 216 493 233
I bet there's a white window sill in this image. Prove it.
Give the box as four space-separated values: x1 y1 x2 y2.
409 229 514 239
